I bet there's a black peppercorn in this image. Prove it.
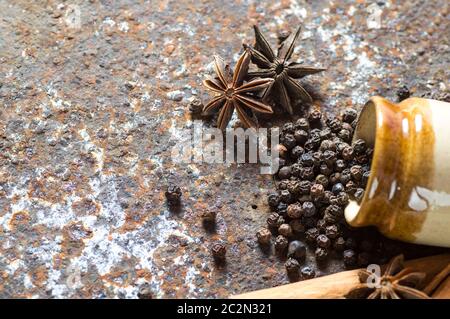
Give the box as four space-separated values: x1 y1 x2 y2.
343 249 357 267
278 179 290 190
341 146 354 161
338 129 351 142
300 166 315 181
327 118 342 133
287 203 303 219
328 172 340 185
282 133 297 150
295 118 310 131
325 225 340 239
256 228 272 245
323 150 337 166
350 165 363 181
345 181 357 195
282 122 295 135
355 154 369 165
291 145 305 159
320 139 336 152
353 139 367 155
325 204 343 218
308 109 322 125
287 240 307 261
354 188 365 203
339 169 351 184
137 284 153 299
316 218 327 232
310 183 325 200
278 223 293 237
274 235 289 252
305 227 320 243
267 212 281 228
316 234 331 249
201 208 217 223
302 201 316 217
279 189 293 203
290 219 305 233
323 212 337 225
342 108 358 123
312 151 323 167
342 122 353 134
335 140 349 153
315 174 329 188
278 165 292 180
333 237 346 252
276 202 288 216
267 193 280 208
294 130 309 145
211 241 227 261
165 185 182 205
300 153 314 167
335 192 349 207
291 163 302 178
304 136 321 151
285 258 300 273
334 159 346 172
397 85 410 102
300 266 316 280
319 163 333 176
319 128 332 140
315 247 328 261
331 183 344 195
298 180 311 195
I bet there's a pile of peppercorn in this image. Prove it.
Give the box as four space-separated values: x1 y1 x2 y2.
256 107 398 278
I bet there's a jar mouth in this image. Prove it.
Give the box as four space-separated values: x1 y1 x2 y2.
345 97 379 225
345 96 390 227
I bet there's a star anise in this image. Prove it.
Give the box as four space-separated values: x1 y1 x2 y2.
346 254 430 299
244 25 326 115
202 50 273 129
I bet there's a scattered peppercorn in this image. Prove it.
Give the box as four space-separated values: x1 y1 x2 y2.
278 223 293 238
316 234 331 249
287 240 306 261
200 208 217 223
256 228 272 245
285 258 300 273
300 266 316 280
165 185 182 206
343 249 357 268
287 203 303 219
315 247 328 261
274 235 289 252
211 241 226 261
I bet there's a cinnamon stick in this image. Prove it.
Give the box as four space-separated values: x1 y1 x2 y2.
232 254 450 299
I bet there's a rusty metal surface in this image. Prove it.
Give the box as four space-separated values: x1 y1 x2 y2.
0 0 448 298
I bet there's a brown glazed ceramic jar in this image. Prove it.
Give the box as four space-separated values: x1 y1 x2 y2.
345 97 450 247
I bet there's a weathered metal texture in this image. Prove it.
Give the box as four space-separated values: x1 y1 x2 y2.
0 0 448 298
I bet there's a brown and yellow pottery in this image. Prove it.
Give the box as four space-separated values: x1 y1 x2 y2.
345 96 450 247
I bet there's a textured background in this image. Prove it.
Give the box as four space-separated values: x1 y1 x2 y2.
0 0 448 298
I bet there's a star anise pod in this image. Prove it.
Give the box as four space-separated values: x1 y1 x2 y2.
244 25 326 115
346 254 430 299
202 50 273 129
